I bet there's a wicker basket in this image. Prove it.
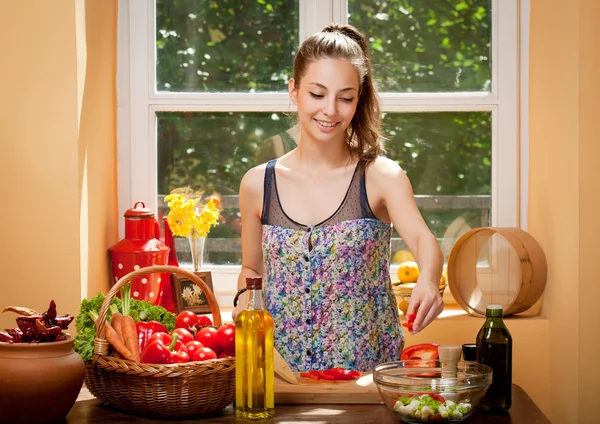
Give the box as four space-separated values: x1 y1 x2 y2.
84 265 235 419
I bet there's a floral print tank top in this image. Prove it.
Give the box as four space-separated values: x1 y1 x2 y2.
261 159 404 372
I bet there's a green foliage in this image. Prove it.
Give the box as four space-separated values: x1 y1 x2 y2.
348 0 491 92
156 0 298 92
154 0 493 248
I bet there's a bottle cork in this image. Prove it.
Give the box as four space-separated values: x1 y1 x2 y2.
438 345 462 378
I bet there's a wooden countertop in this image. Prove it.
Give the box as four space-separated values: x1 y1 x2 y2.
67 384 549 423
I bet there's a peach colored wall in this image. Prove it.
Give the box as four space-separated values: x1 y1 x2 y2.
0 1 117 330
529 0 600 422
2 1 600 422
578 0 600 422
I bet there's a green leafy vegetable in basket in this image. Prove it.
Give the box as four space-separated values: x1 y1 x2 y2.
74 293 176 362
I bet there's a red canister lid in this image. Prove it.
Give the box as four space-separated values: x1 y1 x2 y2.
124 201 155 218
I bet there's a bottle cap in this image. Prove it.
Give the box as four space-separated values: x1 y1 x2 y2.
246 277 263 290
462 343 477 361
486 304 504 317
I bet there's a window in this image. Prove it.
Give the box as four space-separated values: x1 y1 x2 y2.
118 0 525 293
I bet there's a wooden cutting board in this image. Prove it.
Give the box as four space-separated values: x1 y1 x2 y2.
274 373 383 404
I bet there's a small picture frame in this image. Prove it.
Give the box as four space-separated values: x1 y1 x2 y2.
171 271 213 314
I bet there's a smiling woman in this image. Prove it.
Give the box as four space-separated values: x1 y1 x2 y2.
229 23 445 374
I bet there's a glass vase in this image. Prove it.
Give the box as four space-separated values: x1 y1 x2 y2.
188 234 206 272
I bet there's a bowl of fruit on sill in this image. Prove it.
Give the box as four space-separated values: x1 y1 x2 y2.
373 360 492 423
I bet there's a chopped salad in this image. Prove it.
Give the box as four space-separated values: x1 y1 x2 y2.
393 394 472 421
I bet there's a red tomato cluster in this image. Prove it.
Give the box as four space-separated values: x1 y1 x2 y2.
139 312 236 364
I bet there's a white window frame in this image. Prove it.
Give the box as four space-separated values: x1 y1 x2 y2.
117 0 528 293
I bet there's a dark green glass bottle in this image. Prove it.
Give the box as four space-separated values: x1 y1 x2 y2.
476 305 512 412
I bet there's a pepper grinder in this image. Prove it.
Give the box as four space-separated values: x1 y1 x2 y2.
438 345 462 402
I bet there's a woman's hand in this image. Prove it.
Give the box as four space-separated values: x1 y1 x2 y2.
406 280 443 334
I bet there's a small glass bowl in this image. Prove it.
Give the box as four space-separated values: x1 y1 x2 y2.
373 360 492 423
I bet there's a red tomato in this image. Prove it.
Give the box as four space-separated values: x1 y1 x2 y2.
193 347 217 362
218 351 235 359
197 315 213 327
171 328 194 345
195 327 221 355
185 340 205 358
175 311 198 332
216 323 235 355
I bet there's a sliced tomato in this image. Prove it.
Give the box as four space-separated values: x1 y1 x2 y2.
400 343 439 361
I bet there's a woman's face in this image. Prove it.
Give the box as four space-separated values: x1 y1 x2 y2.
289 58 360 146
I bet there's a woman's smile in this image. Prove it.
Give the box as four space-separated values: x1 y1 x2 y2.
315 119 339 132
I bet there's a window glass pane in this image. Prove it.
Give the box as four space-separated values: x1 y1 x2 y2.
156 111 490 265
156 112 297 265
155 0 299 93
348 0 492 93
383 111 491 259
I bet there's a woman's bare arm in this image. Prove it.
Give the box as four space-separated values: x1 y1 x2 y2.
369 157 444 333
232 165 266 319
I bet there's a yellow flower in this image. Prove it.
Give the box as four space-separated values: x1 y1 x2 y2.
164 187 221 238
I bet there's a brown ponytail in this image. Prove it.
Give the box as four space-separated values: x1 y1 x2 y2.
292 24 385 166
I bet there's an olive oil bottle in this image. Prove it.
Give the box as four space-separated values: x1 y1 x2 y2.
235 277 274 420
476 304 512 412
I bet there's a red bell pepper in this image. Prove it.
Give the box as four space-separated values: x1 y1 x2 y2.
136 321 169 353
140 332 190 364
300 368 361 381
402 313 417 332
323 368 361 380
400 343 439 361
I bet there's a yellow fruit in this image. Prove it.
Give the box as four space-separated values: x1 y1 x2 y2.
440 271 447 286
391 250 415 264
397 261 420 283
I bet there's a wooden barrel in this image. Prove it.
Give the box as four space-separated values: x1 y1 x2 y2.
447 227 547 316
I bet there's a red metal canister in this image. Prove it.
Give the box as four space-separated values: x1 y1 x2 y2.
108 202 170 305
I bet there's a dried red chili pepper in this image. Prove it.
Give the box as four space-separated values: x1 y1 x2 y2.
6 328 23 343
0 331 14 343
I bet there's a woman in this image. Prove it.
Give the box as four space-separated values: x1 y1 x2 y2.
233 24 444 371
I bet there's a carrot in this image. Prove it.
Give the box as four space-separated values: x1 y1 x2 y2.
120 283 141 362
109 305 124 343
121 315 140 362
89 311 135 361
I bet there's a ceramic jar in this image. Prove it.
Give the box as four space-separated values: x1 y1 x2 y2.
0 336 84 424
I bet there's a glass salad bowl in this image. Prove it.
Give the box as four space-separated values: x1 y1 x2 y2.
373 360 492 423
